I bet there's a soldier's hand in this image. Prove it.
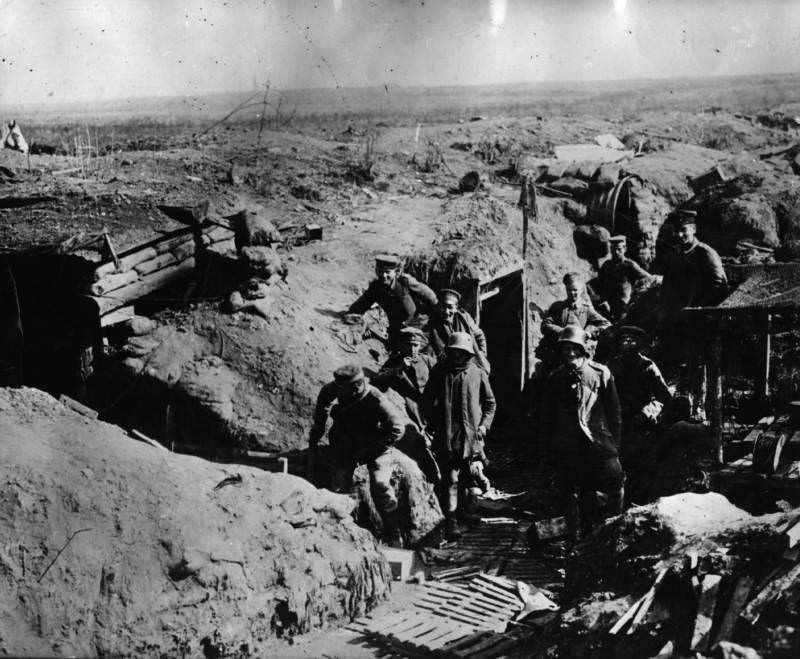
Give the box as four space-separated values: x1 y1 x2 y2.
477 425 487 439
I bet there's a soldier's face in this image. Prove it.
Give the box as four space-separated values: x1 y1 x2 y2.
448 348 471 367
676 222 696 247
560 343 584 368
438 298 458 323
611 241 626 261
402 339 422 359
565 282 581 304
619 334 638 354
376 265 397 287
335 378 366 402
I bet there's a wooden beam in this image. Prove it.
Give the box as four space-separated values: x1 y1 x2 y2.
759 314 772 398
708 334 724 464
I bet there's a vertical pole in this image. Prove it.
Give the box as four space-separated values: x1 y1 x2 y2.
708 330 724 464
759 313 772 399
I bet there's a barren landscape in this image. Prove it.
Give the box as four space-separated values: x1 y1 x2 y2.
3 73 800 657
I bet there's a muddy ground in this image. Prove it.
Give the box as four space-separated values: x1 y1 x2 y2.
3 84 800 656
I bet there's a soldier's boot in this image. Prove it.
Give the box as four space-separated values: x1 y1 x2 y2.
457 488 482 527
382 509 403 548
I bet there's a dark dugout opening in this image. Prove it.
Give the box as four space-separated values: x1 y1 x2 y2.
0 252 101 399
470 266 528 427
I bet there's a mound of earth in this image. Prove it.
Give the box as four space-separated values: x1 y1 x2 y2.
0 387 391 658
559 493 794 658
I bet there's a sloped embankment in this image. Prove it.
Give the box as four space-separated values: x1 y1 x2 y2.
0 387 391 658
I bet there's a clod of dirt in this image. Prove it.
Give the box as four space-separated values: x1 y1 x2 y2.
0 387 391 657
458 170 481 193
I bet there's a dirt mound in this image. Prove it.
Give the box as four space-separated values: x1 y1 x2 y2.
559 493 792 658
0 387 391 658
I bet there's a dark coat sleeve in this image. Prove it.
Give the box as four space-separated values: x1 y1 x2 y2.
347 281 379 315
404 274 437 314
698 246 728 306
584 305 611 337
371 356 401 392
646 363 672 405
602 371 623 449
376 392 405 446
420 364 441 429
309 382 337 447
541 302 565 337
478 368 496 430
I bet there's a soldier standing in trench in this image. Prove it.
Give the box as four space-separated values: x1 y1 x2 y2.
594 235 654 323
537 272 611 375
371 327 441 484
307 364 406 547
657 209 728 418
346 254 437 349
541 325 624 541
427 289 491 373
422 332 496 540
607 325 672 504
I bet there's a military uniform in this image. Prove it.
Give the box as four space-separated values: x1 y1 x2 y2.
309 382 405 515
428 308 490 373
543 358 624 539
596 256 652 322
372 351 437 429
661 240 727 312
348 273 437 346
541 299 610 339
422 352 496 523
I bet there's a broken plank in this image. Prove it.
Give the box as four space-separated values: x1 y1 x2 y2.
628 568 669 633
741 561 800 624
691 574 722 653
713 576 754 646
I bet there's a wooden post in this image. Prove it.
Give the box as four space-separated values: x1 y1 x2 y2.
759 313 772 399
708 331 724 464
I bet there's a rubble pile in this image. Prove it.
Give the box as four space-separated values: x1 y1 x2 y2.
557 493 800 659
0 387 392 658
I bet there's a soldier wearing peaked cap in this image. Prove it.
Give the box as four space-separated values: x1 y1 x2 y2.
371 327 441 484
347 254 437 349
422 332 496 540
308 363 406 547
541 325 625 541
658 208 728 418
595 235 654 322
428 288 491 373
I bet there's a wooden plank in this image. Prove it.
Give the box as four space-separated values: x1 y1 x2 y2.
130 429 168 451
90 269 139 295
742 416 776 444
741 561 800 623
470 581 522 606
95 246 158 278
627 568 668 633
422 627 473 651
59 394 99 419
100 305 135 327
713 576 754 645
417 598 506 625
691 574 722 653
93 257 196 314
786 519 800 549
365 611 411 634
134 252 179 276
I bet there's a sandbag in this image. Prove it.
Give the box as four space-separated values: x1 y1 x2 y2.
240 246 287 281
231 209 281 251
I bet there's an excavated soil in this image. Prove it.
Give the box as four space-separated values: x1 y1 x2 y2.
0 387 391 658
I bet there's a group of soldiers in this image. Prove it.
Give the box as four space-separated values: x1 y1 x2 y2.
308 208 730 546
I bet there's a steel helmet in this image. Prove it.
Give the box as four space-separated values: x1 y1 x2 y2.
557 325 588 355
446 331 475 355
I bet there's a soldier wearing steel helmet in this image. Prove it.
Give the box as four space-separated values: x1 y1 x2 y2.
308 363 406 547
541 325 624 541
428 288 490 373
346 254 437 348
422 332 496 539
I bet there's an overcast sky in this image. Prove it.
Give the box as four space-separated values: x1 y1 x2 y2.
1 0 798 104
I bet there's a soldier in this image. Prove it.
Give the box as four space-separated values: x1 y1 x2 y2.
372 327 441 483
538 272 611 372
542 325 624 541
428 288 490 373
542 273 611 340
595 235 653 322
308 364 406 547
372 327 436 430
607 326 672 503
422 332 496 540
347 254 437 348
659 209 728 417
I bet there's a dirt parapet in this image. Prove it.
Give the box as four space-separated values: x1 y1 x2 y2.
0 387 391 658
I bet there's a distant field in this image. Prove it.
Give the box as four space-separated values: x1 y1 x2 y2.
3 72 800 133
